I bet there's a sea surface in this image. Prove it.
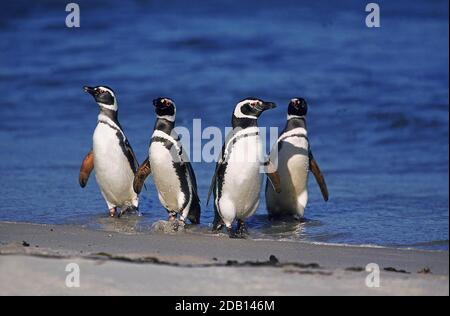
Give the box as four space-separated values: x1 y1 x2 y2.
0 0 448 250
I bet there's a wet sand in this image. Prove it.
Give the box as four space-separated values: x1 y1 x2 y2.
0 221 448 296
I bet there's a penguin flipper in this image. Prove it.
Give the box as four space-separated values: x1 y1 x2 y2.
125 139 140 173
187 197 201 224
309 152 329 202
206 163 219 206
133 157 152 194
207 139 229 206
79 150 94 188
265 160 282 193
186 162 200 203
186 161 201 224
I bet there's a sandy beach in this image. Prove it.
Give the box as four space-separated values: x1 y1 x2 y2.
0 221 448 296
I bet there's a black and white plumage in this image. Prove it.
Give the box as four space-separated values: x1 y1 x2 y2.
79 86 140 217
207 97 280 237
134 98 201 226
265 98 329 220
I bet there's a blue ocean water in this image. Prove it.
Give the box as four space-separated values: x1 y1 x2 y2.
0 0 448 250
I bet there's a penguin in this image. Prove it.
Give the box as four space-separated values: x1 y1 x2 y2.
79 86 140 218
133 97 201 227
265 97 329 220
207 97 281 238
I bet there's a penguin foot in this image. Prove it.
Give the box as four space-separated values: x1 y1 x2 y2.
236 220 248 238
169 216 180 231
165 212 181 231
178 219 186 230
212 222 224 233
109 207 117 217
212 215 225 233
226 227 236 238
117 206 139 218
227 227 245 239
170 220 186 232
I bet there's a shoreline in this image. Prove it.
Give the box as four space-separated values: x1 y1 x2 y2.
0 221 448 295
2 219 447 253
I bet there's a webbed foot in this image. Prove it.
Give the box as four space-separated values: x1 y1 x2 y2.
236 220 248 238
109 207 117 217
118 205 139 218
227 227 239 239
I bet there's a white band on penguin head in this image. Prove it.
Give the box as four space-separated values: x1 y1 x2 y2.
234 100 257 120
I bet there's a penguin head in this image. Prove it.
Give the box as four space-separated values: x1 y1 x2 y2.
84 86 117 111
233 97 277 120
288 97 308 119
153 97 176 122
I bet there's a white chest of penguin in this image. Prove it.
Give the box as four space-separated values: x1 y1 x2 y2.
222 132 264 213
93 122 135 204
277 132 310 197
149 136 186 211
279 130 310 178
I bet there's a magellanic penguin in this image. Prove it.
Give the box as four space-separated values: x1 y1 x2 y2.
133 98 201 227
265 98 329 220
207 97 281 238
79 86 140 217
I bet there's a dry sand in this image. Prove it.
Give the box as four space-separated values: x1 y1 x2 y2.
0 221 448 296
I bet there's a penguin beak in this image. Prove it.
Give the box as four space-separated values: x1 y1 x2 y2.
264 101 277 109
257 101 277 112
84 86 97 96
